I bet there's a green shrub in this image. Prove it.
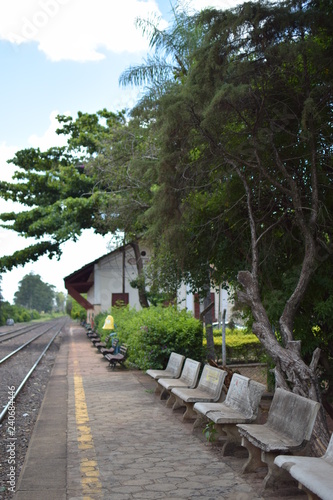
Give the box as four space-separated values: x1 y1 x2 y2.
0 302 41 325
98 305 204 370
205 329 262 362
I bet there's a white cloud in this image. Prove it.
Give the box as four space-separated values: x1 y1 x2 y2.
0 111 113 303
0 142 17 182
28 110 69 149
0 0 165 61
0 0 245 62
0 229 112 303
192 0 242 10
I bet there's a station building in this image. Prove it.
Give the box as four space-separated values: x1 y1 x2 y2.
64 241 233 327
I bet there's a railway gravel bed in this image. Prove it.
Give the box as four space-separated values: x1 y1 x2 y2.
0 325 65 499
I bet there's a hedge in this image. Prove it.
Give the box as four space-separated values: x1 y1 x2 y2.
95 305 204 370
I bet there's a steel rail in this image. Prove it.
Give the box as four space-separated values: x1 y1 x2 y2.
0 323 57 365
0 323 48 344
0 320 65 423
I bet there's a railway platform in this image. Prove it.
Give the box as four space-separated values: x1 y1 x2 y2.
14 322 302 499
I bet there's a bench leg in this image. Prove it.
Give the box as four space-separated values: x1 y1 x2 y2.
182 402 197 421
154 382 162 396
159 387 169 400
166 392 176 408
192 413 208 430
261 451 296 490
172 395 186 411
218 424 242 456
298 483 321 500
241 437 266 473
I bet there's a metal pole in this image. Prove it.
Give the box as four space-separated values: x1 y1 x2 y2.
222 308 227 366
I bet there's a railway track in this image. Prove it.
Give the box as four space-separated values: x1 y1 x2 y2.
0 322 50 344
0 317 71 498
0 317 68 423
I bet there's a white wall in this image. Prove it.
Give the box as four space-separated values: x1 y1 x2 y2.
89 244 151 313
85 244 234 320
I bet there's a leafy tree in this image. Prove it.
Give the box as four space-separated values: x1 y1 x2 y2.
55 291 66 313
0 110 156 308
119 1 203 94
0 301 40 324
120 0 218 354
14 273 55 313
66 295 87 321
0 110 123 271
149 0 333 449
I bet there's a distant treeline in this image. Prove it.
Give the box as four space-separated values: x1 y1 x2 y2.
0 301 41 325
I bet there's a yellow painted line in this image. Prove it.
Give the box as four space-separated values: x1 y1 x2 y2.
74 372 103 498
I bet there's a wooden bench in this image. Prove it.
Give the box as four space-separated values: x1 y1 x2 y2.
274 433 333 500
170 365 227 421
87 330 98 339
91 336 102 345
157 358 201 404
146 352 185 385
193 374 266 455
100 338 119 358
94 333 116 352
237 388 321 490
105 345 128 369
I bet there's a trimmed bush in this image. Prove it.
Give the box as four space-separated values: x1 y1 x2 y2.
205 329 262 362
97 305 204 370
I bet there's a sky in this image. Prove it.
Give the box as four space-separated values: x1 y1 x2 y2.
0 0 241 304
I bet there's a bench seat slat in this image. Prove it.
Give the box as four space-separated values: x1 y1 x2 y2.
172 387 220 403
170 365 227 420
237 423 302 452
275 456 333 500
146 352 185 380
208 407 256 424
158 358 201 391
237 388 321 490
274 434 333 500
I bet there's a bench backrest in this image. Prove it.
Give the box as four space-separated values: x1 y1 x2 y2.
166 352 185 378
197 365 227 400
179 358 201 388
267 388 320 444
323 433 333 464
225 374 266 419
119 345 128 357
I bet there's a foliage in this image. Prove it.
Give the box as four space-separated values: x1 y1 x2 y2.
66 296 86 321
0 110 129 272
1 0 332 438
14 272 55 313
0 300 40 325
204 328 262 362
54 291 66 313
97 305 204 370
93 312 109 334
202 421 218 443
119 1 204 96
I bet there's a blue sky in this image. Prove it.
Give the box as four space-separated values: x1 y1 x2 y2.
0 0 240 303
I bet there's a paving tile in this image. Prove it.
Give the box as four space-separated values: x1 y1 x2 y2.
15 323 306 499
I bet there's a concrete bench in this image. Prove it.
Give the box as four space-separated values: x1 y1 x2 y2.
146 352 185 391
237 388 320 490
193 374 266 454
274 433 333 500
157 358 201 404
170 365 227 421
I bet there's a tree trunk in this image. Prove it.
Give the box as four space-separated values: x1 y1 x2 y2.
130 241 150 308
238 270 330 455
